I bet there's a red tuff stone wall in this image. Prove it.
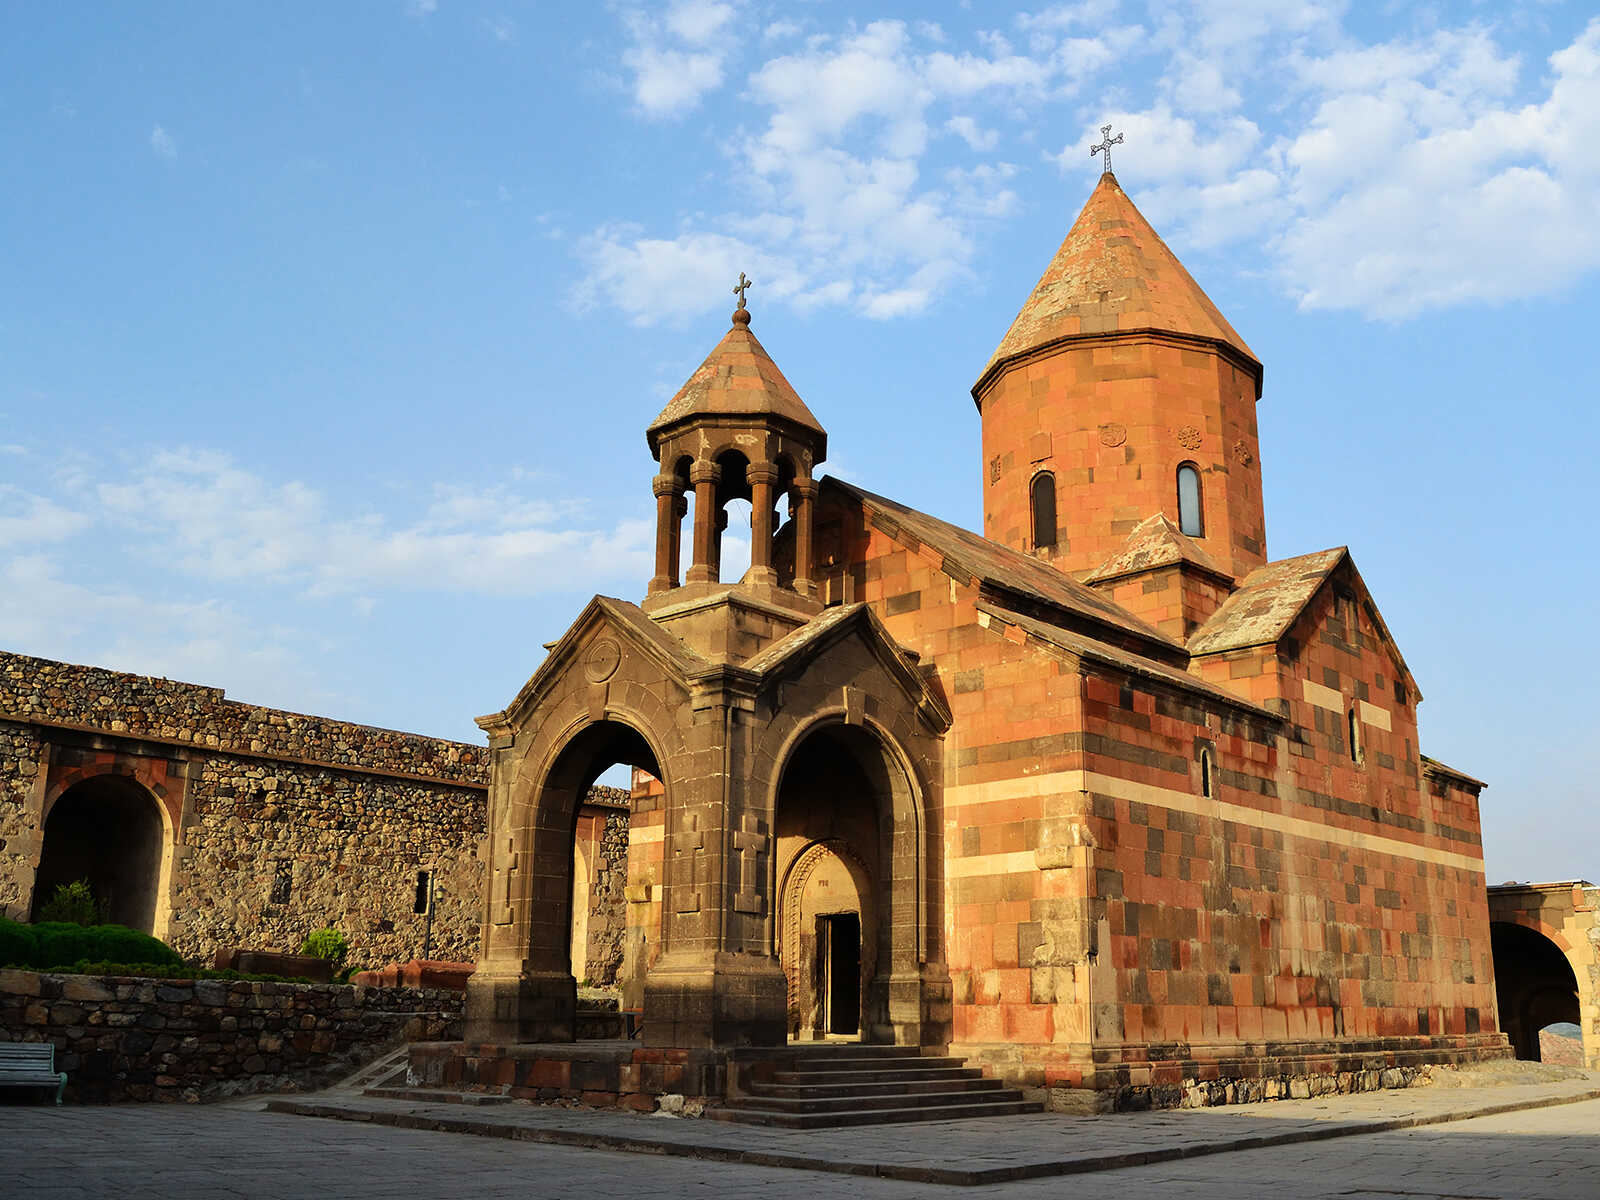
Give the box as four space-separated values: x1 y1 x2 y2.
1092 563 1234 642
977 338 1266 581
810 489 1502 1109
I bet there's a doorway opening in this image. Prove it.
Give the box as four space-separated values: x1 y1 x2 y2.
819 911 861 1036
31 774 165 932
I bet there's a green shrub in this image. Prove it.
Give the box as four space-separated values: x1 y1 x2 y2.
0 917 182 970
67 961 315 983
36 879 103 926
299 927 348 966
0 917 36 968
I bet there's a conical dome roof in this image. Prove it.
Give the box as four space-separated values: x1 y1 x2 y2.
647 308 826 459
974 172 1260 400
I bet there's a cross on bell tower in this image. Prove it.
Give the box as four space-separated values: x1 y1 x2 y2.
1090 124 1123 175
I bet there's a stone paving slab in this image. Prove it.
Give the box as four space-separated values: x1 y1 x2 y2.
265 1073 1600 1186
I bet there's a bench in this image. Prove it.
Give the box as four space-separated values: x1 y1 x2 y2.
0 1042 67 1105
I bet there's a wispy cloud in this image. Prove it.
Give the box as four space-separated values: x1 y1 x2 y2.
620 1 743 118
149 124 177 160
586 5 1600 324
406 0 438 16
480 15 515 44
87 448 652 598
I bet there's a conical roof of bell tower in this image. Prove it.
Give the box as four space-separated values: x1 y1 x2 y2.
647 305 826 460
973 172 1261 402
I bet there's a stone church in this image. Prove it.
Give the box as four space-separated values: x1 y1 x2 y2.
461 170 1507 1106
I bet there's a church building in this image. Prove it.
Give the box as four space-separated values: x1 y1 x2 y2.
461 169 1506 1110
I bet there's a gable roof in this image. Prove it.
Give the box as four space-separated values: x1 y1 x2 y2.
975 599 1282 723
647 310 826 458
974 172 1260 400
1086 512 1233 585
824 476 1184 661
1187 549 1344 656
744 602 952 733
484 595 709 730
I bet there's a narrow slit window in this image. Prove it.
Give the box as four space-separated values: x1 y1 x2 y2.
1348 706 1361 763
1177 463 1204 536
1199 747 1215 798
1031 472 1057 549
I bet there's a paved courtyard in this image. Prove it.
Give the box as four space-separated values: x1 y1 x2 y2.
2 1090 1598 1199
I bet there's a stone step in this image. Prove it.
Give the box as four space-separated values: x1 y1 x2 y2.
749 1076 1005 1101
732 1085 1022 1115
364 1085 512 1106
779 1054 969 1073
708 1097 1044 1129
773 1064 980 1086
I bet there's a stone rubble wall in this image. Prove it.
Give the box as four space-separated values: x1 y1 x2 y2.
0 720 45 917
0 968 463 1103
584 807 630 986
170 751 486 966
0 651 488 783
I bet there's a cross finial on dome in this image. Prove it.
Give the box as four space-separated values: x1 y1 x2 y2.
732 271 753 326
1090 124 1123 175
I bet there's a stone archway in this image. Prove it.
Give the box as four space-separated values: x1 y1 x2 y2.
772 719 930 1045
780 839 875 1040
1490 920 1581 1061
31 773 167 933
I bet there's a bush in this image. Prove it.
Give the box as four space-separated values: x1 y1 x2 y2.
36 880 103 926
299 927 348 967
0 916 182 970
0 918 36 969
66 961 315 983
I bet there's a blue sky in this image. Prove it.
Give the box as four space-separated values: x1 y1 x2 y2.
3 2 1597 883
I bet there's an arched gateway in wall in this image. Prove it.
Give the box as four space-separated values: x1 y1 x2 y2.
32 772 169 934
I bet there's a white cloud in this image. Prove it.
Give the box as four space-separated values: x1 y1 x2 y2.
149 125 177 160
78 448 653 598
0 553 333 716
406 0 437 17
592 6 1600 324
588 17 1078 324
620 2 745 118
0 486 88 548
480 15 515 43
946 115 1000 151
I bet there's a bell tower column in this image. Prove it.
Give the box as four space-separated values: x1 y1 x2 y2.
648 473 682 595
791 477 818 596
746 460 779 586
686 461 721 585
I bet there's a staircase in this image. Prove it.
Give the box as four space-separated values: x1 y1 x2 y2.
712 1044 1042 1128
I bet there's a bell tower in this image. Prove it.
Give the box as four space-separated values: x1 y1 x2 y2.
643 278 827 617
972 168 1267 582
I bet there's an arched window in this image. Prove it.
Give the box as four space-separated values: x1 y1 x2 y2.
1031 472 1057 550
1199 746 1216 799
1177 463 1204 536
1347 706 1361 763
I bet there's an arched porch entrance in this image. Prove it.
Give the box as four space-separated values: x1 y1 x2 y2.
1490 921 1581 1061
773 720 932 1046
31 773 167 933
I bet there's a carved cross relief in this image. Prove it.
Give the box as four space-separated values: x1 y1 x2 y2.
673 813 706 914
732 813 768 915
493 835 519 926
